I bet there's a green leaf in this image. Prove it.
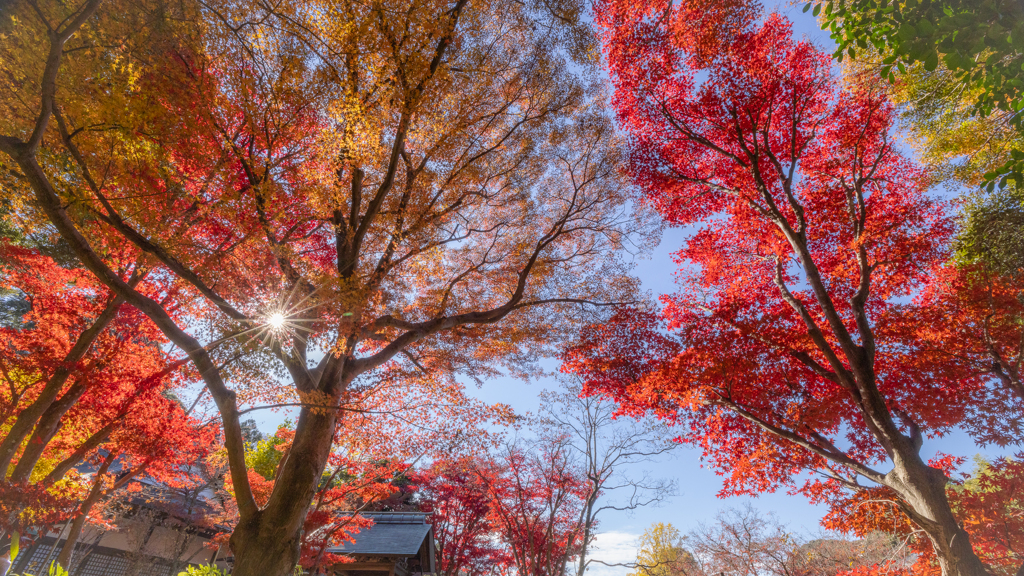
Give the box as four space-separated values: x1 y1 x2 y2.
803 2 813 12
813 4 822 16
11 531 19 561
923 50 939 71
897 23 917 42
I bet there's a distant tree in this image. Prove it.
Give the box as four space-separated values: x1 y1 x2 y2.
417 458 513 576
629 523 693 576
485 439 590 576
538 380 676 576
682 506 898 576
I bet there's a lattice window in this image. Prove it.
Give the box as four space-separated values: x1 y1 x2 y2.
13 542 60 575
74 551 130 576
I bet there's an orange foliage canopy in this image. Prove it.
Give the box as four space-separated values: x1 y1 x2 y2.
0 0 650 570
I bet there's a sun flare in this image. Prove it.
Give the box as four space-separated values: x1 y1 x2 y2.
267 312 286 329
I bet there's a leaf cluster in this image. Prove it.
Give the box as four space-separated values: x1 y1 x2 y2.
808 0 1024 189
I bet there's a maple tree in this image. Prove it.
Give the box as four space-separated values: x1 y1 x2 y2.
0 241 211 549
0 0 649 572
484 439 590 576
216 374 509 573
949 458 1024 576
417 458 513 576
413 439 592 576
840 55 1022 191
53 400 217 570
906 264 1024 446
822 456 1024 576
0 243 167 482
565 4 996 575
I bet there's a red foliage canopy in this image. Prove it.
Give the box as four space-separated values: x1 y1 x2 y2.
417 459 513 576
0 243 215 536
565 5 993 575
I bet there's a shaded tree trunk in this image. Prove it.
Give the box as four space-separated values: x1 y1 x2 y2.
56 452 114 569
228 407 340 576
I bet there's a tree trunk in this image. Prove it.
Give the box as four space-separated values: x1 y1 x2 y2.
845 351 988 576
228 407 339 576
56 453 113 569
9 382 89 482
887 449 990 576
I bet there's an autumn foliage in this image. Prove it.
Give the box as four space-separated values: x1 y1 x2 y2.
3 0 1024 573
0 242 216 544
0 0 652 570
564 3 1009 575
414 443 590 576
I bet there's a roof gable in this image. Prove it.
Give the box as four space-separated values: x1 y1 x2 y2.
328 512 434 558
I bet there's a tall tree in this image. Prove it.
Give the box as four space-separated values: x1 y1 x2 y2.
0 0 650 573
567 5 990 575
537 380 676 576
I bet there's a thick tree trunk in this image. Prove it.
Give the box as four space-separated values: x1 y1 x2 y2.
228 407 339 576
843 351 988 576
887 449 989 576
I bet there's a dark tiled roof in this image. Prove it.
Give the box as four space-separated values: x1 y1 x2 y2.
328 512 432 557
